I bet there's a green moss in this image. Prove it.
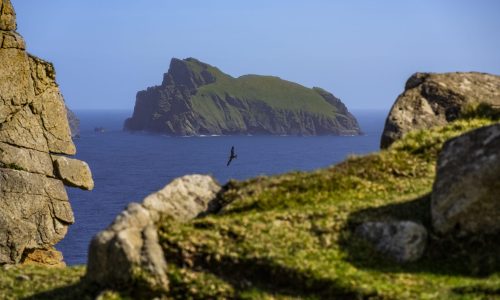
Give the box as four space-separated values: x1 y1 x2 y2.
460 102 500 121
0 265 87 300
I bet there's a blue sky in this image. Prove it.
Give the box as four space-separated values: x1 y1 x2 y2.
12 0 500 110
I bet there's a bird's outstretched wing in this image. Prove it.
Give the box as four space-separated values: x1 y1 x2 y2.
227 146 236 166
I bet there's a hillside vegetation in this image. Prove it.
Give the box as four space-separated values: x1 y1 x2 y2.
181 59 339 117
3 111 498 299
157 117 499 299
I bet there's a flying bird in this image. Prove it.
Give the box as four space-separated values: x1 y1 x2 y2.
227 146 237 166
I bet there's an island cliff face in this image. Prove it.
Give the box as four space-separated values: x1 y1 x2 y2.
66 106 80 138
124 58 361 136
0 0 93 266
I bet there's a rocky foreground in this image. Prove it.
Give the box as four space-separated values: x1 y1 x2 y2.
124 57 361 136
2 82 498 299
0 0 93 267
2 106 498 300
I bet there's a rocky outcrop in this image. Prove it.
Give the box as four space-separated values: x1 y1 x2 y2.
124 58 361 136
355 221 428 263
52 155 94 190
0 0 93 265
65 106 80 138
431 124 500 236
20 247 65 268
381 72 500 148
86 175 221 292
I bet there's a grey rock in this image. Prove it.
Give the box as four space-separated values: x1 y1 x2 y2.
355 221 428 263
432 123 500 235
381 72 500 148
86 174 221 292
143 174 222 222
52 155 94 190
87 203 168 291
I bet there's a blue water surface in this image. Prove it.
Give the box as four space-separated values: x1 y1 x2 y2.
57 109 387 265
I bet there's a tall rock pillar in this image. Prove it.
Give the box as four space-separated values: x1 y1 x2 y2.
0 0 93 266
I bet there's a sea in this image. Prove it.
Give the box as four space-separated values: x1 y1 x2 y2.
56 109 388 265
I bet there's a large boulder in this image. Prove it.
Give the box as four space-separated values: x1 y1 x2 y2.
87 203 168 293
432 123 500 235
381 72 500 148
143 174 222 222
355 221 428 263
0 0 93 265
86 174 221 292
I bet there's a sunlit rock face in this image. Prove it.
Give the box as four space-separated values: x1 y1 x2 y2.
381 72 500 149
0 0 93 266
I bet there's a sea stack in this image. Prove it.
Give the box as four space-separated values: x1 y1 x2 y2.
125 57 361 136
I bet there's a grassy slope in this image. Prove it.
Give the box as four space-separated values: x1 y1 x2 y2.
157 117 500 299
1 116 498 299
187 60 340 129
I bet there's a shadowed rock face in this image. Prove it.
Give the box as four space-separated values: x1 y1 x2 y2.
432 124 500 236
355 221 428 263
65 106 80 138
381 72 500 148
124 57 361 136
0 0 93 265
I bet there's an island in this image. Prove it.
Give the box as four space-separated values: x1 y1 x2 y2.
124 58 361 136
